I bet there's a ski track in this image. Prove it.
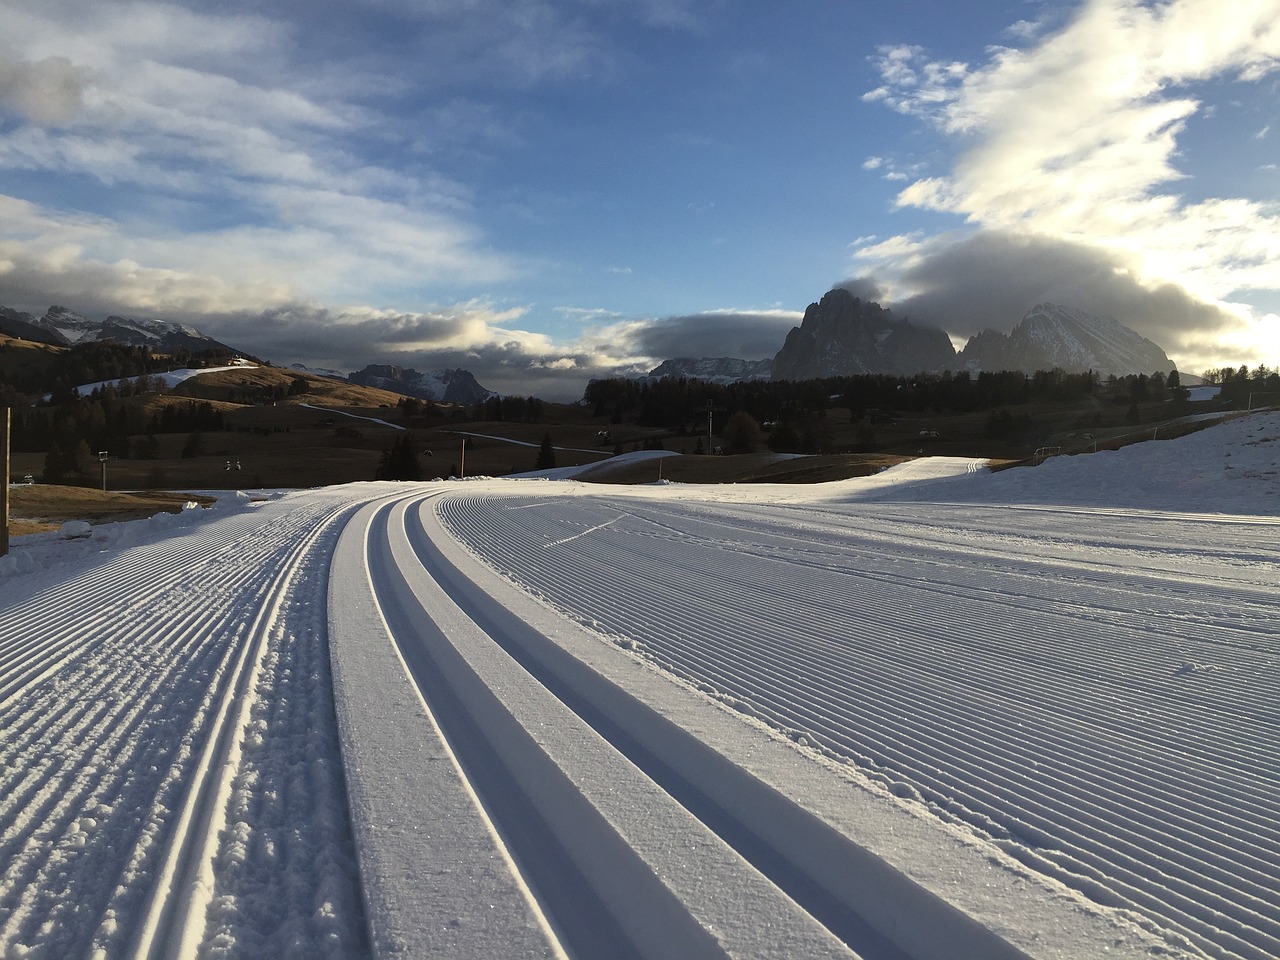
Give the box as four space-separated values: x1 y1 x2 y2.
435 489 1280 960
0 490 371 960
2 414 1276 959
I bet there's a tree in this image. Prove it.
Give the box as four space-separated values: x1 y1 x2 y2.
376 435 423 481
181 431 205 459
535 432 556 470
722 410 763 454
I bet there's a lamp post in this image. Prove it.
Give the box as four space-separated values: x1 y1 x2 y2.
99 450 109 492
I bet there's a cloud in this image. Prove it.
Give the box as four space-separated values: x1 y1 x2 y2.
851 229 1264 368
860 0 1280 371
611 309 801 362
0 55 88 124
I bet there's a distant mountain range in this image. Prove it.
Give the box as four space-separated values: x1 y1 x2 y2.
643 289 1176 386
1 304 499 404
346 364 495 405
644 357 773 383
289 363 496 405
0 304 240 354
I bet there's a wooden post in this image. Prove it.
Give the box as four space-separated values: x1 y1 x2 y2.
2 407 10 558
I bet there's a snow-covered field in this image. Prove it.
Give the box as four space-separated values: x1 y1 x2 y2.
1 412 1277 959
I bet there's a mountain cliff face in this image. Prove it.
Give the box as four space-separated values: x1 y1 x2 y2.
0 305 238 354
645 357 773 383
771 288 956 380
347 364 494 404
958 303 1175 377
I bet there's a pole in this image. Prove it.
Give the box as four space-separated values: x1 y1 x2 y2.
2 407 9 558
460 437 466 479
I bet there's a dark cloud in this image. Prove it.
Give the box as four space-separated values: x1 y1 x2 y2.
853 231 1245 354
627 311 799 361
833 277 886 303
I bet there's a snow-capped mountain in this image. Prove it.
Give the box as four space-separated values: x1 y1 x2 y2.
644 357 773 383
958 303 1175 377
0 305 239 354
347 364 495 405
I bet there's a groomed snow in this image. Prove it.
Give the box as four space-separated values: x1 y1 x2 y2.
1 410 1276 958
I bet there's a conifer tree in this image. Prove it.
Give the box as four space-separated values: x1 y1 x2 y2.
536 432 556 470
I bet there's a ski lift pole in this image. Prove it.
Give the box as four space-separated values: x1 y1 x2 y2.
2 407 9 558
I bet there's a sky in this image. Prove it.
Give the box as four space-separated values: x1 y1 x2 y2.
0 0 1277 400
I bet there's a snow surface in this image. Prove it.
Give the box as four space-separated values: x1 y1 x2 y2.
297 403 405 430
64 364 258 398
1 411 1278 958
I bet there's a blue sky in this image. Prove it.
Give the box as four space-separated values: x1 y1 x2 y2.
0 0 1277 399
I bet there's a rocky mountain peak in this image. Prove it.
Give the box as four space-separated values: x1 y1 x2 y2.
771 287 957 380
958 302 1175 377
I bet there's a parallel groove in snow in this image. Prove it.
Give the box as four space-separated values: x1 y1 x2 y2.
437 492 1280 960
0 493 371 959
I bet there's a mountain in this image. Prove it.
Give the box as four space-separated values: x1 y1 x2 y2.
289 362 349 381
0 307 64 345
958 303 1175 377
1 305 240 354
347 364 494 405
771 287 956 381
645 357 773 383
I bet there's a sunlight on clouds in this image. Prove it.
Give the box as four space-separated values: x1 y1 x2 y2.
0 0 523 312
864 0 1280 368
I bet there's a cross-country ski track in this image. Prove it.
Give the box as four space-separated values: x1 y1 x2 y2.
1 410 1278 960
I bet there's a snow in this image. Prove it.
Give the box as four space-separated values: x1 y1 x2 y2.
1 411 1278 959
297 403 405 430
62 365 257 399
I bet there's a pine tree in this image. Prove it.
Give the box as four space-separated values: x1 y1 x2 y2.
376 435 422 480
536 432 556 470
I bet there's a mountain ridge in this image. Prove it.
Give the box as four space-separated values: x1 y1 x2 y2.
957 302 1175 377
771 288 957 381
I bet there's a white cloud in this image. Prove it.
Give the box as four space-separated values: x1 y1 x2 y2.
861 0 1280 371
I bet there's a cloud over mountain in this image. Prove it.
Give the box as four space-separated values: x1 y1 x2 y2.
850 231 1258 368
